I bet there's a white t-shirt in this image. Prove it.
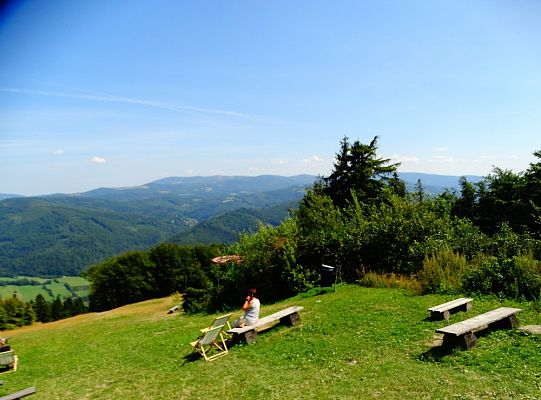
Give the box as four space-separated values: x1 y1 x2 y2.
243 298 260 325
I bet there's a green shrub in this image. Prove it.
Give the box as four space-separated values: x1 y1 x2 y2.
182 287 211 313
227 219 318 305
463 254 541 300
417 250 468 294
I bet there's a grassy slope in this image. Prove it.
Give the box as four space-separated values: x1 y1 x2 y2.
1 285 540 399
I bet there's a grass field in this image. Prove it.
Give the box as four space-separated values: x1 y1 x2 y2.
1 285 540 399
0 276 89 301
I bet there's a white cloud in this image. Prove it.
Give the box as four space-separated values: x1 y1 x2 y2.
271 159 287 165
91 156 107 164
480 154 498 160
430 155 465 163
53 149 64 155
388 154 419 163
433 147 448 152
301 155 324 164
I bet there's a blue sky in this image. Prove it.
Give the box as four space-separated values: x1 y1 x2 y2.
1 1 540 195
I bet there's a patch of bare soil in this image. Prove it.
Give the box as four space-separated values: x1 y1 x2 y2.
518 325 541 334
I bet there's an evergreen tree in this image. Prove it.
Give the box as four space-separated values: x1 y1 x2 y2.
51 295 63 321
72 297 87 315
62 297 74 318
0 304 8 330
22 302 35 326
413 178 426 203
453 176 478 220
33 293 51 323
3 294 26 327
323 136 401 207
523 150 541 236
324 136 351 206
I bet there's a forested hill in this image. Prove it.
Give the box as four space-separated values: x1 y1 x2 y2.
0 173 480 277
0 175 314 277
170 201 297 245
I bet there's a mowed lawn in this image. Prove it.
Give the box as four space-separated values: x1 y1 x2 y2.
1 285 540 399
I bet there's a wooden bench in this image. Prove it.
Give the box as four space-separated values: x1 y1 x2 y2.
436 307 521 349
167 305 180 314
428 297 473 320
0 386 36 400
227 306 303 344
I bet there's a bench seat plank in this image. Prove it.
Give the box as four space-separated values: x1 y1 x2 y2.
428 298 473 312
437 307 521 336
228 306 304 334
227 306 303 344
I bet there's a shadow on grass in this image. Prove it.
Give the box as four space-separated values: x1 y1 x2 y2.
293 286 334 300
419 326 514 362
418 344 455 362
180 351 201 366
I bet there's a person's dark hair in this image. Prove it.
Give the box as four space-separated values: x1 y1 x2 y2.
247 288 257 297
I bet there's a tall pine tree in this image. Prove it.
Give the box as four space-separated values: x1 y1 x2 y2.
33 293 51 323
323 136 402 207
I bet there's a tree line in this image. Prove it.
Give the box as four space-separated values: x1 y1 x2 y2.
85 137 541 313
0 294 87 330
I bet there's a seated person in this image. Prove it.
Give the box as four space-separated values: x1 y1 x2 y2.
233 288 260 327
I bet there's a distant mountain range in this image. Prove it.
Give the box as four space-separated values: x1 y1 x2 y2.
0 175 314 277
0 173 481 277
0 194 23 201
398 172 483 194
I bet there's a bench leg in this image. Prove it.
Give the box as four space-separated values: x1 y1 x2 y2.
442 331 477 349
461 331 477 349
492 314 519 330
430 310 450 321
280 312 301 327
461 302 473 312
244 330 257 345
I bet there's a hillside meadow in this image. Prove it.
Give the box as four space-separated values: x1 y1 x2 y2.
1 285 539 399
0 276 89 302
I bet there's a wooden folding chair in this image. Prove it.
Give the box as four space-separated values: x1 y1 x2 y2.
0 350 18 374
190 325 228 362
200 313 232 340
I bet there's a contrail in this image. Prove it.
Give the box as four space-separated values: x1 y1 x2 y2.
0 87 246 118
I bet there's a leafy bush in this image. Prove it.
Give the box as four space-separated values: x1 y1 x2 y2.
356 195 456 275
227 219 318 305
463 254 541 300
417 250 468 294
182 287 212 313
0 295 35 329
